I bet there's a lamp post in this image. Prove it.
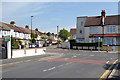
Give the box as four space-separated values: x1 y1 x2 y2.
31 16 34 44
57 26 59 48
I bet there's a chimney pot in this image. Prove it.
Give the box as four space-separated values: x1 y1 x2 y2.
25 25 29 29
35 28 38 31
10 21 15 25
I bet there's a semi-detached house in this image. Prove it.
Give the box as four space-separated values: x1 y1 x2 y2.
76 11 120 46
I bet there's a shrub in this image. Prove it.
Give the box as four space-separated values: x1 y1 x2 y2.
12 41 19 49
18 40 23 45
69 40 104 47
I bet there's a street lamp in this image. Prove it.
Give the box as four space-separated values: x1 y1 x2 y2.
31 16 34 44
57 26 59 48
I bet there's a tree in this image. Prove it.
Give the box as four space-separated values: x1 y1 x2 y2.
31 33 38 39
46 32 51 36
59 28 70 42
41 34 48 40
48 35 55 44
31 33 38 43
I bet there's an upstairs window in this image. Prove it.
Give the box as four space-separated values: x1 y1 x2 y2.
107 26 116 33
81 21 84 26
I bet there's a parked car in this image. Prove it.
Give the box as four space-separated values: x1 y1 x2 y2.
29 43 36 48
43 43 49 47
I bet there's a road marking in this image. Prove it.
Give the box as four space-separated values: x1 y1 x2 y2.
99 59 118 80
43 69 47 72
48 67 56 70
64 58 69 60
43 67 56 72
108 64 118 78
90 55 94 56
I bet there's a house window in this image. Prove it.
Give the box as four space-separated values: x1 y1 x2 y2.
89 27 98 34
81 21 84 26
15 32 17 37
4 31 7 36
107 26 116 33
80 30 82 34
104 37 116 45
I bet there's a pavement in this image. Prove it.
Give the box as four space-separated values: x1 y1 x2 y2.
1 45 120 80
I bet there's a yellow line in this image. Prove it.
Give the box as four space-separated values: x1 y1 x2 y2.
99 59 118 80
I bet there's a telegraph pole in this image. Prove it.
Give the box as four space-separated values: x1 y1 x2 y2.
31 16 34 44
57 26 59 48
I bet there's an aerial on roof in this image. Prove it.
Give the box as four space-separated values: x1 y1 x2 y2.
84 15 120 27
70 28 76 34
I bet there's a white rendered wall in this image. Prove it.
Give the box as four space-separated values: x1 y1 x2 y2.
12 47 46 58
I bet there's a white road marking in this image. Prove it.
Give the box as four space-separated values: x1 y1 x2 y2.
48 67 56 70
90 55 94 56
73 56 77 57
43 67 56 72
64 58 69 60
43 69 48 72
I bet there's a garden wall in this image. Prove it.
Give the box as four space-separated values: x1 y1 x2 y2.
12 47 46 58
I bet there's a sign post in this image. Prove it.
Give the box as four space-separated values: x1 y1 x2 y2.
96 36 102 51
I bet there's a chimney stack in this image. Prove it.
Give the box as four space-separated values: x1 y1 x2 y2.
10 21 15 25
101 10 106 17
25 25 29 29
101 10 106 26
35 28 38 31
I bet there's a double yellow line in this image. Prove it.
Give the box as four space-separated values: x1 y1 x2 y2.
99 59 118 80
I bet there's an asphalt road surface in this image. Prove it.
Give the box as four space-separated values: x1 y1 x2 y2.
2 46 118 79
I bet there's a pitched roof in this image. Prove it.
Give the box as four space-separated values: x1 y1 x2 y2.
1 22 43 35
16 26 31 34
3 22 22 32
70 28 76 34
84 15 120 27
0 22 11 31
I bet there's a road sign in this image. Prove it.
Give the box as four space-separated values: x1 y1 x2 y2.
96 35 102 37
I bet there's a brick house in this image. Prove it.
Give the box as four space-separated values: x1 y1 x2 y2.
70 28 76 39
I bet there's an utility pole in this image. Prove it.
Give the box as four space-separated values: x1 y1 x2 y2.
57 26 59 48
31 16 34 44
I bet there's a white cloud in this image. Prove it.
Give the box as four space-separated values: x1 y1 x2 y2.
2 2 49 19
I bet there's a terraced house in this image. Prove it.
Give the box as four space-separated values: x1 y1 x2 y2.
76 11 120 46
0 21 44 46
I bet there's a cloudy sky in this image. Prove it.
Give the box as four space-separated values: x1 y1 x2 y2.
1 2 118 33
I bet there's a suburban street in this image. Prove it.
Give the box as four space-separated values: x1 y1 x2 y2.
2 45 118 79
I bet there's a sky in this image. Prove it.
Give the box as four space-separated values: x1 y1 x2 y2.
1 2 118 33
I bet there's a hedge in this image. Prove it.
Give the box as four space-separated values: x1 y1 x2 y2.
69 40 104 47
